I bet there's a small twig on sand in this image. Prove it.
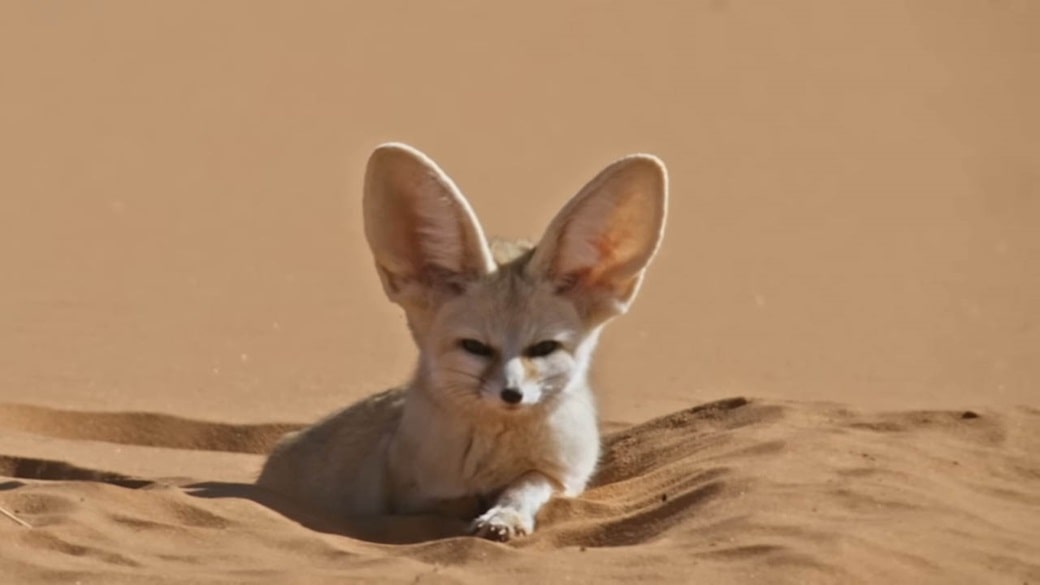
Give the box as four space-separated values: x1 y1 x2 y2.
0 504 31 528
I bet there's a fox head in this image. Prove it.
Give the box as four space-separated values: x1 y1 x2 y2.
363 144 667 415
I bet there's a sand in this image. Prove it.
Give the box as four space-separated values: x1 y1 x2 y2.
1 2 1038 583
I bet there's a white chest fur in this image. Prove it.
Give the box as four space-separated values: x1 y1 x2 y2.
386 387 599 513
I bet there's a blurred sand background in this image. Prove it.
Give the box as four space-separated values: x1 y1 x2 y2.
1 2 1038 583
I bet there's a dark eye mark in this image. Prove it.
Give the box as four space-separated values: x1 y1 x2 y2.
525 340 561 358
459 338 495 357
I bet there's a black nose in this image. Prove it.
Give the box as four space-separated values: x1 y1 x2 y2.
500 387 523 405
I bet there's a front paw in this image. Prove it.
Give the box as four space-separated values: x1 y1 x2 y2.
470 506 533 542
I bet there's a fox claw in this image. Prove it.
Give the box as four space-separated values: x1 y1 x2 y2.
470 506 531 542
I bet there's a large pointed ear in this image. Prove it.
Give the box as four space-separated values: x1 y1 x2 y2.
527 155 667 324
363 143 496 311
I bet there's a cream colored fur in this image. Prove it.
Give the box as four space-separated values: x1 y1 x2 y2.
257 143 668 541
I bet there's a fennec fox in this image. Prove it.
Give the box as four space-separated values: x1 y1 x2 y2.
258 143 667 541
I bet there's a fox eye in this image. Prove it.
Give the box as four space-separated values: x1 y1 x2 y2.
459 338 494 357
525 340 561 358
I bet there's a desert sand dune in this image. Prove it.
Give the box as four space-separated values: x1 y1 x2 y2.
1 398 1038 583
0 403 298 454
2 1 1038 583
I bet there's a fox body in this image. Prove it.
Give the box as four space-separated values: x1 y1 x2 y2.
257 143 667 540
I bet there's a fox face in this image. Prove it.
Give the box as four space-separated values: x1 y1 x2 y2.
363 144 667 415
421 255 590 413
